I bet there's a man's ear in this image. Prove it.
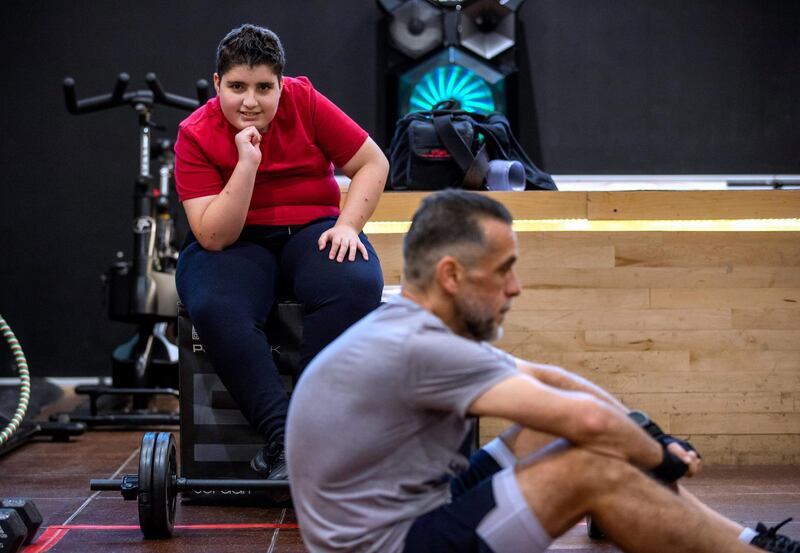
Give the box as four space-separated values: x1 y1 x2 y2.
435 256 461 295
213 73 221 94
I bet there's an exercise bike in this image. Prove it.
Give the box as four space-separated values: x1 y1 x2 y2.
61 73 208 426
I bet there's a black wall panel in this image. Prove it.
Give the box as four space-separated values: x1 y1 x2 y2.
0 0 797 377
519 1 800 173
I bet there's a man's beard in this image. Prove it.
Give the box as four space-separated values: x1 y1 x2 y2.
454 295 503 342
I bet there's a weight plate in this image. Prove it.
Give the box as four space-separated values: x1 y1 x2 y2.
137 432 158 538
150 431 177 538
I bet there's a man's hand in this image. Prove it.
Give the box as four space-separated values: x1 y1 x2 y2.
318 223 369 262
666 441 703 477
235 126 262 166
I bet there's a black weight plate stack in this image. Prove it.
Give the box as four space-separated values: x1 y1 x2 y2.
137 432 158 538
150 432 177 538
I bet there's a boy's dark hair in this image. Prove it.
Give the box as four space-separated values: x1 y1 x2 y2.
403 189 513 286
216 24 286 78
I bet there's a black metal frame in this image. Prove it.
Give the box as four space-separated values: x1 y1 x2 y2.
60 73 208 427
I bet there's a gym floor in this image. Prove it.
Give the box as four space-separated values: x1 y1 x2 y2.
1 391 799 553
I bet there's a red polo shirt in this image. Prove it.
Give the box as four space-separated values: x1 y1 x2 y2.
174 76 368 226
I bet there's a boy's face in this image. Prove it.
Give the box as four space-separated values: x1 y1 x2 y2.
213 64 282 132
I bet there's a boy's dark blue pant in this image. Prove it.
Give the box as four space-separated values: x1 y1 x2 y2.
176 217 383 445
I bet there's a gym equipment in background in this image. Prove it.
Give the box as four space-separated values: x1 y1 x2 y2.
88 300 304 539
61 73 208 426
0 315 84 459
87 295 482 539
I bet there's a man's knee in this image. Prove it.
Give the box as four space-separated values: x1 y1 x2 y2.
516 446 639 499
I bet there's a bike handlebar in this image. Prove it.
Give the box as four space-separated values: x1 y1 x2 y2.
63 72 210 115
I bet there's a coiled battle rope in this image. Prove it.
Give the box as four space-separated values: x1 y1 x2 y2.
0 315 31 445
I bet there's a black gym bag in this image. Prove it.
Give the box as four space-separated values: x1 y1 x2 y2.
386 100 556 192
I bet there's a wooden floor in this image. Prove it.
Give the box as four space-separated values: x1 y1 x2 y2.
1 409 799 552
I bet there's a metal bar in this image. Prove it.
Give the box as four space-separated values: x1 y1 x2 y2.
74 385 179 397
90 479 123 491
72 414 179 426
179 478 289 490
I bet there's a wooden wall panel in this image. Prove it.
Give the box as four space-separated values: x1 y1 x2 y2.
659 234 800 267
671 413 800 435
584 330 799 352
651 288 800 309
525 267 800 289
586 191 800 220
617 392 796 414
687 435 800 465
564 371 799 394
365 191 588 220
690 351 800 372
503 309 732 331
731 309 800 329
512 289 650 311
368 234 404 284
366 192 800 464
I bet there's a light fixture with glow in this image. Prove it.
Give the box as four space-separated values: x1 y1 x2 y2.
397 47 510 116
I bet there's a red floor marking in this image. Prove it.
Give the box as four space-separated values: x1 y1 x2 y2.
24 526 70 553
23 522 301 551
52 523 299 530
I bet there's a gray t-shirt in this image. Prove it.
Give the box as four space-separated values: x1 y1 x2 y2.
286 295 518 553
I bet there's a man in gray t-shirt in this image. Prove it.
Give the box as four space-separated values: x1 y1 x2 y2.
287 190 793 553
288 295 516 551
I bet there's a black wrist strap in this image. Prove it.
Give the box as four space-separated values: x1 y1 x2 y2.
642 419 665 440
658 435 702 459
650 447 689 483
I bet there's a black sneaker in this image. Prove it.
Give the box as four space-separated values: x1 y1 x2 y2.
751 518 800 553
266 445 288 481
250 442 288 481
250 445 271 478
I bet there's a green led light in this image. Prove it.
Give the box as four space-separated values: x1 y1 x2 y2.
408 66 495 114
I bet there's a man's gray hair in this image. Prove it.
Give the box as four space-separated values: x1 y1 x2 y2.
403 189 513 287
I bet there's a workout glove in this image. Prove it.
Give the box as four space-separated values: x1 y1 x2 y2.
629 411 701 483
651 448 690 483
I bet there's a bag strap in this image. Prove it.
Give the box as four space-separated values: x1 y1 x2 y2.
432 114 489 190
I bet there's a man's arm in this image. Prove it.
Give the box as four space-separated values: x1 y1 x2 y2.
515 358 628 413
469 373 663 470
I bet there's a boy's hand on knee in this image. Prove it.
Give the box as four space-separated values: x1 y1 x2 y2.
318 224 368 262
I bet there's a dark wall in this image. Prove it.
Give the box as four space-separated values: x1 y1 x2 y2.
1 0 798 377
519 1 800 173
